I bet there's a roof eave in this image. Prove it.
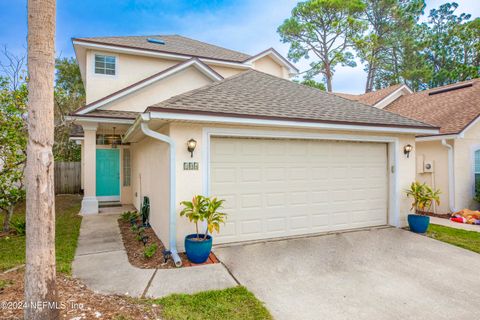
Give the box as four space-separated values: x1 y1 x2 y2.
144 108 439 135
72 39 252 68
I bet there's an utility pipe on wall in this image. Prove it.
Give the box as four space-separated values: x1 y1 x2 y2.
441 139 456 213
140 119 182 267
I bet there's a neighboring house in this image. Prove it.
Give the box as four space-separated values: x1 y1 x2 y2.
336 79 480 214
67 35 437 261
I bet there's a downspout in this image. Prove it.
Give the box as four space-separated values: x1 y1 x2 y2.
140 118 182 267
441 139 456 213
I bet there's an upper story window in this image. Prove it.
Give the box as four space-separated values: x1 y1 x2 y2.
95 54 116 75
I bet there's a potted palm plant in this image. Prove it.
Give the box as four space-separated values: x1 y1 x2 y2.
405 182 441 233
180 195 227 263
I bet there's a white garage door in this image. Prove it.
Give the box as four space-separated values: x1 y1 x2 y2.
210 137 388 244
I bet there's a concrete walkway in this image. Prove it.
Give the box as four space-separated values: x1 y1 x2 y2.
430 216 480 232
73 214 237 298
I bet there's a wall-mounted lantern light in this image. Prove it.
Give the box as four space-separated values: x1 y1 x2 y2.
404 144 413 158
187 138 197 158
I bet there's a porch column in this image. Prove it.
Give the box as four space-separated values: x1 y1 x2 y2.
80 123 98 214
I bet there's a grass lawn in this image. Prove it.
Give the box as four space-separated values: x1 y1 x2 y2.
0 195 272 319
0 194 82 274
153 286 272 320
427 224 480 254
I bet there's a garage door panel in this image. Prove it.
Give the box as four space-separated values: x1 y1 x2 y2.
211 137 388 244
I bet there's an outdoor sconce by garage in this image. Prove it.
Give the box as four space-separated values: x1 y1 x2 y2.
187 138 197 157
404 144 413 158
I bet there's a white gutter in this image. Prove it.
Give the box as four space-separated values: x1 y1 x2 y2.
139 116 182 267
441 139 456 213
148 111 440 135
416 134 461 142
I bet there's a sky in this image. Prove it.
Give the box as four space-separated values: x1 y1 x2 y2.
0 0 479 93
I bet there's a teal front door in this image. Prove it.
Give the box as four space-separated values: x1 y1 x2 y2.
96 149 120 198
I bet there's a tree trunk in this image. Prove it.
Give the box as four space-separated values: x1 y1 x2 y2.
25 0 57 319
325 63 333 92
2 206 14 232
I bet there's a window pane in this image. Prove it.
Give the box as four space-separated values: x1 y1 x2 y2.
123 149 131 187
94 54 115 75
105 56 115 64
475 150 480 173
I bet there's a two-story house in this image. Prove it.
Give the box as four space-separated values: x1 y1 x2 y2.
68 35 437 263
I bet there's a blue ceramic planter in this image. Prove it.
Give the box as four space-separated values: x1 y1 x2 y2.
185 234 212 264
408 214 430 233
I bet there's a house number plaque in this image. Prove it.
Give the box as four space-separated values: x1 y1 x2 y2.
183 162 199 171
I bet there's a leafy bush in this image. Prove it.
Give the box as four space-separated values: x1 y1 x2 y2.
180 195 227 240
9 217 26 236
135 227 145 241
121 211 138 222
405 181 441 213
143 243 157 259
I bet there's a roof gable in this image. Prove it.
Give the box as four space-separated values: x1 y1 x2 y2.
335 84 411 107
244 48 299 75
74 58 223 115
385 79 480 135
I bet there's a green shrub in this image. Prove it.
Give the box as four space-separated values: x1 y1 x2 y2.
10 217 26 236
143 243 157 259
121 211 138 222
135 227 145 241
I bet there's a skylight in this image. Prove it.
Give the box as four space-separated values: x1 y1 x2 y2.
147 38 165 45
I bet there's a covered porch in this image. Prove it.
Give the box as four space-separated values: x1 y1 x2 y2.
69 111 137 214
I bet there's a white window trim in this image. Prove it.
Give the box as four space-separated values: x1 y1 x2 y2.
471 145 480 197
91 51 119 78
201 127 401 228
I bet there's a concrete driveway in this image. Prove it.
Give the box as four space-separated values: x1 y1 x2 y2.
214 227 480 320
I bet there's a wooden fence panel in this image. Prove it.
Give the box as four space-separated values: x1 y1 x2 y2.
54 161 81 194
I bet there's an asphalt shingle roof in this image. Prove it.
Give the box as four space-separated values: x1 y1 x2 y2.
385 79 480 135
148 70 435 129
335 84 403 106
73 35 251 63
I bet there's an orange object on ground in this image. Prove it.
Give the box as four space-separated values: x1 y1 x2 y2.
451 209 480 224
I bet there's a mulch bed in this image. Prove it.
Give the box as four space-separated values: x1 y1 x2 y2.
118 217 186 269
118 217 219 269
417 211 451 220
0 269 161 320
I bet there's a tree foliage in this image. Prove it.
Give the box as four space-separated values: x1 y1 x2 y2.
296 78 327 90
53 57 85 161
281 1 480 92
0 77 27 232
278 0 366 92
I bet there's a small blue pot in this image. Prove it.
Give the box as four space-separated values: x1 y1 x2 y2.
184 234 212 264
408 214 430 233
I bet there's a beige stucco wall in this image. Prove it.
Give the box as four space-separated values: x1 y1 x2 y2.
130 125 171 246
251 55 288 78
100 66 214 113
84 49 291 105
415 140 450 213
85 51 178 103
156 123 417 251
454 122 480 210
